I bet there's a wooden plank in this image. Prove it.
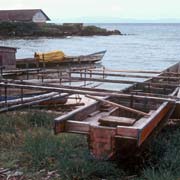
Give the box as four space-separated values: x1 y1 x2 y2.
0 81 177 103
0 93 67 113
88 110 100 117
90 68 161 74
86 95 148 116
116 126 139 138
72 71 180 81
99 115 136 127
65 120 90 134
0 92 65 106
137 102 174 145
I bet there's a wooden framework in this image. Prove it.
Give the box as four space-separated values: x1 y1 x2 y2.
1 60 180 159
54 62 180 159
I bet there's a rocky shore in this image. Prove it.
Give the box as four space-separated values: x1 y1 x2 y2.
0 22 122 38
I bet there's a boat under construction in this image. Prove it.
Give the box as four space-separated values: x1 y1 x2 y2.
0 61 180 159
54 62 180 159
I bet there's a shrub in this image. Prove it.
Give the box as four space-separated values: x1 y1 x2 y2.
0 21 38 36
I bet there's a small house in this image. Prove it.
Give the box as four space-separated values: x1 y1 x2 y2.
0 46 17 69
0 9 50 23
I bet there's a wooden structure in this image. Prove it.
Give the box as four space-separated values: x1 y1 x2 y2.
0 9 50 23
0 46 17 70
1 61 180 159
54 62 180 159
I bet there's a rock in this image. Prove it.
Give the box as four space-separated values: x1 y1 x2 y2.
81 25 122 36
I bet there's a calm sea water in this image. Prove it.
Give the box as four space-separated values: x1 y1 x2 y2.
1 23 180 89
1 23 180 71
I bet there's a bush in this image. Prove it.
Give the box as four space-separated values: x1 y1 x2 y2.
0 21 38 36
81 26 107 36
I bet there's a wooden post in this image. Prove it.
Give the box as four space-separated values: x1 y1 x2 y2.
103 67 105 79
130 94 133 108
69 68 71 86
84 69 87 86
37 69 40 80
90 69 92 78
20 80 23 103
4 81 7 107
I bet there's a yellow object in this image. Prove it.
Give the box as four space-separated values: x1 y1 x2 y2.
34 50 65 62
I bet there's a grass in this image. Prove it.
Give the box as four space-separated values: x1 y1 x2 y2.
0 111 180 179
139 122 180 180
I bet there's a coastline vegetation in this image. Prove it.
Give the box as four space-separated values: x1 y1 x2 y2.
0 22 121 38
0 111 180 179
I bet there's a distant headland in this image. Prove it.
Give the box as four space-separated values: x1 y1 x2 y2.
0 22 122 38
0 9 121 38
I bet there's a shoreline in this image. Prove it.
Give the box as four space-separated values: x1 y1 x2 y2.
0 22 122 39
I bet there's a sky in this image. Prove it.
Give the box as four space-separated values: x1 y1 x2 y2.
1 0 180 22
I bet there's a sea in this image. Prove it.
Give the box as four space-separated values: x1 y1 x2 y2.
1 23 180 89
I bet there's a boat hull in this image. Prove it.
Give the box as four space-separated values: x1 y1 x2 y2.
16 50 106 69
53 62 180 159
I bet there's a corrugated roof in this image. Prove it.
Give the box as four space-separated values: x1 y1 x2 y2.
0 9 50 21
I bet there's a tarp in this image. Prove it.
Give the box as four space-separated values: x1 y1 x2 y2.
34 50 65 62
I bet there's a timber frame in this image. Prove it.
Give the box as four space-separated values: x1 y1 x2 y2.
54 62 180 159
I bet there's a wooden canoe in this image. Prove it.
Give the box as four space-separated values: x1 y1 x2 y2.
54 62 180 159
16 50 106 69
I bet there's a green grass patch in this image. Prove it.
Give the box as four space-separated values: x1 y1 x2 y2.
0 112 180 179
21 130 123 179
22 129 60 170
139 123 180 180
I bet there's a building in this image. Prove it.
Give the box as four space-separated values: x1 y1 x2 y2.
0 9 50 23
0 46 17 69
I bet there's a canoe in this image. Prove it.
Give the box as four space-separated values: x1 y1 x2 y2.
16 50 106 69
54 62 180 159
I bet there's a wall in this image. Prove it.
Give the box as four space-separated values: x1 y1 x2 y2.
0 48 16 69
32 11 47 23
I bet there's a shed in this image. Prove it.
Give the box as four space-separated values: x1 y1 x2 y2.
0 46 17 69
0 9 50 23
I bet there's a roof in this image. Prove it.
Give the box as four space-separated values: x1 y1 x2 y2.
0 9 50 22
0 46 18 51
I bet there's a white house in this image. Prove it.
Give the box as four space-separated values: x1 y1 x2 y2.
0 9 50 23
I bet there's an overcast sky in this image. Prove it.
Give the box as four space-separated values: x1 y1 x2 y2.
1 0 180 22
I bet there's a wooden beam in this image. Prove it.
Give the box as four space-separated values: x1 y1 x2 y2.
0 92 64 106
63 76 180 88
85 95 148 116
0 81 177 103
72 71 180 81
13 79 178 101
99 116 136 126
90 68 161 74
0 93 68 113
